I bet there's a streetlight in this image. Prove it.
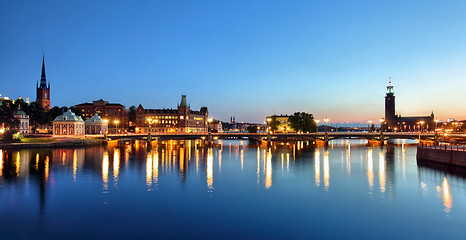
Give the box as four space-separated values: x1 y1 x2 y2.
368 120 372 132
266 117 272 133
419 121 425 132
380 118 385 132
207 117 213 133
114 120 119 134
315 119 320 133
434 119 439 132
324 117 329 133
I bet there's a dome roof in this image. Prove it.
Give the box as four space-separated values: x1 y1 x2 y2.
85 113 105 124
13 108 26 116
53 109 84 122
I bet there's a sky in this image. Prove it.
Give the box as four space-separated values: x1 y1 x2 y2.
1 0 466 123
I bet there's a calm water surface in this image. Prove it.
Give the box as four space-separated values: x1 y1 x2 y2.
1 139 465 239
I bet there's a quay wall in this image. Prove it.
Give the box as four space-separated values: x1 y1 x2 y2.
417 146 466 168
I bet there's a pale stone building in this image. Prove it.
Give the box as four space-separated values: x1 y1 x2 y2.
53 110 85 136
85 113 108 134
13 108 30 134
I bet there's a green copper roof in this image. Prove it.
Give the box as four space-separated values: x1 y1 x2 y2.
179 94 188 108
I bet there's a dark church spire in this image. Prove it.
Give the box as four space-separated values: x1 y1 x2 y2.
40 54 47 87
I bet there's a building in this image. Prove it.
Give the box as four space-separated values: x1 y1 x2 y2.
13 108 29 134
36 56 51 111
85 114 108 134
52 110 85 136
75 99 129 133
266 115 295 133
384 81 435 131
135 95 209 133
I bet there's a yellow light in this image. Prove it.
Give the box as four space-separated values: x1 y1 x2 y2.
266 118 271 122
114 120 119 124
208 118 213 123
103 119 109 123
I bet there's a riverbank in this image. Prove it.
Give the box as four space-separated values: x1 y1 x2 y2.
417 144 466 168
0 136 105 149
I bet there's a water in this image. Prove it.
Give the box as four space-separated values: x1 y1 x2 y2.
1 139 465 239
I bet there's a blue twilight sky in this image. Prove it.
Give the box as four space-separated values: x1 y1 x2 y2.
1 0 466 123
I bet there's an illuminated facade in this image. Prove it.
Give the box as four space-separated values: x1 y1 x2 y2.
266 115 295 133
36 56 51 111
52 110 85 136
84 114 108 134
384 82 435 131
13 108 29 134
135 95 209 133
75 99 128 133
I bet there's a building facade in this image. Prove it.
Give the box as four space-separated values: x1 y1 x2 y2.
75 99 128 133
36 56 51 111
85 114 108 134
53 110 85 136
266 115 295 133
135 95 209 133
13 108 29 134
384 81 435 131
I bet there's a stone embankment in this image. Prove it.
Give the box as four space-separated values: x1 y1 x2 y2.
0 137 104 149
417 143 466 167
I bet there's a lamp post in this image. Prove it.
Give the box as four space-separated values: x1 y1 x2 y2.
368 120 373 132
324 117 329 133
380 118 385 132
266 118 272 133
419 121 425 133
434 119 439 132
315 119 320 133
114 120 119 134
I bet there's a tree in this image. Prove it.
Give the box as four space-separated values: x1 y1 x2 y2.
0 100 20 130
288 112 317 133
268 115 280 133
23 102 48 132
129 106 136 124
246 125 258 133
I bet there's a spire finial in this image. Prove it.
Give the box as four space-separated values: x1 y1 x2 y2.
40 54 47 87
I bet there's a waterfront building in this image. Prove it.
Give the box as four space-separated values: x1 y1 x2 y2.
13 108 29 134
384 81 435 131
135 95 209 133
52 110 85 136
75 99 128 133
84 113 108 134
36 56 51 111
266 115 295 133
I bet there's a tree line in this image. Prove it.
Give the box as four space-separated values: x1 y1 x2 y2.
0 98 83 133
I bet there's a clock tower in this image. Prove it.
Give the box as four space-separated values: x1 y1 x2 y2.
36 55 51 111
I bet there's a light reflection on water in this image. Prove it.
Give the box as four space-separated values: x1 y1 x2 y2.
1 139 466 239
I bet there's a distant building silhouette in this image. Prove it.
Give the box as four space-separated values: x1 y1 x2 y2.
384 81 434 131
36 55 50 111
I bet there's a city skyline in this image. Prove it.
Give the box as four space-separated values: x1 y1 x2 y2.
1 1 466 123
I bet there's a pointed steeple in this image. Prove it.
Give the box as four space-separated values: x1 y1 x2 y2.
40 54 47 87
179 95 188 108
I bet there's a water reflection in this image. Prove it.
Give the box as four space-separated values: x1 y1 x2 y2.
1 138 465 221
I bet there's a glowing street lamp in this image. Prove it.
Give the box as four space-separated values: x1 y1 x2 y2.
207 117 213 133
266 117 272 133
419 121 425 132
114 120 120 134
315 119 320 133
380 118 385 132
368 120 373 132
434 119 439 131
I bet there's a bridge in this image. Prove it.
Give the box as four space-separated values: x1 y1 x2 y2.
106 132 466 144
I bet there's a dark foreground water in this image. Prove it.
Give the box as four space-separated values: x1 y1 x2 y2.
1 139 465 239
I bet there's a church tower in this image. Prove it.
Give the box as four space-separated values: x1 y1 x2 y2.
384 81 396 129
36 55 50 111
